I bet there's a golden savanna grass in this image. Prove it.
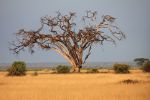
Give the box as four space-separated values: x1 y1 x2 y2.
0 70 150 100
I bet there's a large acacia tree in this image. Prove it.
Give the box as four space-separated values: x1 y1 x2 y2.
10 11 125 72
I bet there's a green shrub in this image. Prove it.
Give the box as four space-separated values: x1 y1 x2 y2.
113 64 130 73
56 65 70 73
87 68 99 73
142 61 150 72
8 61 26 76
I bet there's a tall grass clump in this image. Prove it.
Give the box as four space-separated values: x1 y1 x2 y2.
113 64 130 73
56 65 70 73
142 61 150 72
8 61 26 76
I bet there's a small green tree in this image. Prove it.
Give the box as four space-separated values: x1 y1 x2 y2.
113 64 130 73
8 61 26 76
56 65 70 73
142 61 150 72
134 58 149 66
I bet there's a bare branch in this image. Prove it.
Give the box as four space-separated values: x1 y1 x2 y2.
83 45 92 64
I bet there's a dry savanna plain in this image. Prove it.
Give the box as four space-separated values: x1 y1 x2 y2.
0 70 150 100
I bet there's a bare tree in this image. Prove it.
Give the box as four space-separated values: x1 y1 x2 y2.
10 11 125 72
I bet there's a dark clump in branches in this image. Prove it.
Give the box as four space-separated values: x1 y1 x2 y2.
10 10 125 72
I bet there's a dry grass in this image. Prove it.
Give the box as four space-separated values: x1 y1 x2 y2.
0 70 150 100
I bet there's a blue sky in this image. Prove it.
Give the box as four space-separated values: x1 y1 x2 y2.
0 0 150 63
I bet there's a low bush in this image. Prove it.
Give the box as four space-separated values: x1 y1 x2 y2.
56 65 70 73
87 68 99 73
32 71 38 76
8 61 26 76
51 67 56 71
120 79 140 84
142 61 150 72
113 64 130 73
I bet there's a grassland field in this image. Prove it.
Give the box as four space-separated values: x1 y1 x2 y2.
0 69 150 100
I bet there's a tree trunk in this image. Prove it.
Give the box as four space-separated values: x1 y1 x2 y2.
70 64 82 73
76 67 81 73
53 48 83 73
73 64 82 73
